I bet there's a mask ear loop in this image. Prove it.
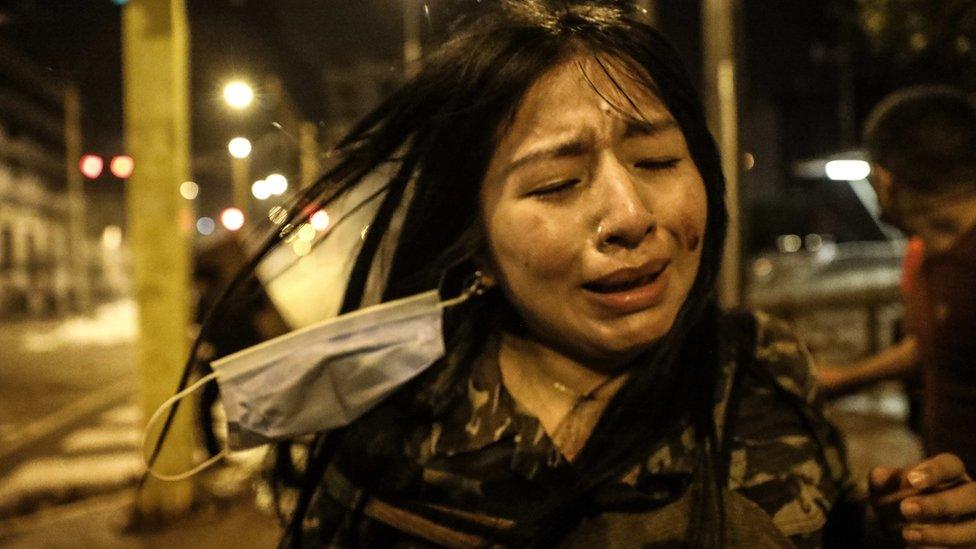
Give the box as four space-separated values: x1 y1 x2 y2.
438 270 490 309
141 372 229 481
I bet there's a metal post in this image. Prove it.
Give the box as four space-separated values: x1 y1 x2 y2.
402 0 422 79
121 0 195 520
63 84 91 312
231 155 250 213
299 121 319 189
702 0 743 309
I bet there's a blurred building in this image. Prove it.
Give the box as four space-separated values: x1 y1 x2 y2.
0 40 119 318
0 150 72 316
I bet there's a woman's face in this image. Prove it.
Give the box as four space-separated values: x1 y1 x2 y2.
480 56 708 368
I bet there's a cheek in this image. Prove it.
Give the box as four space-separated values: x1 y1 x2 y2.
490 210 577 281
682 218 702 252
668 176 708 253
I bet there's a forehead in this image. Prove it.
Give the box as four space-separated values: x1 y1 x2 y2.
502 55 672 140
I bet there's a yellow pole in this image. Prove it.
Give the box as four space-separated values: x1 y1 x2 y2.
703 0 743 309
121 0 196 521
231 155 250 213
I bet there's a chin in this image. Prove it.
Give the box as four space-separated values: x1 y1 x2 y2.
580 325 667 366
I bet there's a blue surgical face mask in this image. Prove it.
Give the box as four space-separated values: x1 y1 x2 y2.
143 280 483 481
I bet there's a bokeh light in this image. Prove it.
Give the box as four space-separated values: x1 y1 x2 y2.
179 181 199 200
296 223 316 242
109 155 134 178
101 225 122 250
223 80 254 109
292 240 312 257
196 217 216 235
252 179 271 200
265 173 288 195
220 208 245 231
268 206 288 225
79 154 104 179
825 160 870 181
228 137 252 159
310 210 330 231
777 234 803 253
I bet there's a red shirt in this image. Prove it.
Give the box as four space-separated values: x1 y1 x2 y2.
911 227 976 470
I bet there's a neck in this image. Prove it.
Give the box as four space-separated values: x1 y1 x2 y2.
500 332 615 398
497 331 630 458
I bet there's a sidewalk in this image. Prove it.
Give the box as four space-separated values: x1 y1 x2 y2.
0 489 281 548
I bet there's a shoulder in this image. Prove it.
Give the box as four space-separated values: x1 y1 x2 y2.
724 310 852 542
750 310 820 404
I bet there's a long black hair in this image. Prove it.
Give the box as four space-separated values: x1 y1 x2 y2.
185 0 729 545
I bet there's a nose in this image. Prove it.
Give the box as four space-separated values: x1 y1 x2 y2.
594 164 655 250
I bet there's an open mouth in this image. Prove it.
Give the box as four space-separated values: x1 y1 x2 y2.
583 265 668 294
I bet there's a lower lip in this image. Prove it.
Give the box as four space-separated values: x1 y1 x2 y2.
583 266 671 314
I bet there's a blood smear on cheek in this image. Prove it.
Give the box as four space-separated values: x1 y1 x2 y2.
682 219 702 251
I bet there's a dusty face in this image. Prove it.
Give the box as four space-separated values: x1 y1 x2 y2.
480 56 708 368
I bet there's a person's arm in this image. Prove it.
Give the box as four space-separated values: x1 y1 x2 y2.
815 336 919 397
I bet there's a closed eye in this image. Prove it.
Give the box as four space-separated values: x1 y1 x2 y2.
635 158 681 171
528 179 581 197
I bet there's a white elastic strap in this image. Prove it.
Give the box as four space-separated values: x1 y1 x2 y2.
141 372 228 481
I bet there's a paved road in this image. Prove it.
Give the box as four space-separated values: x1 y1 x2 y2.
0 401 143 518
0 302 142 516
0 306 137 473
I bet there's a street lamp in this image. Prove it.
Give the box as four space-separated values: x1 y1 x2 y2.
220 207 245 231
825 160 871 181
251 179 271 200
179 181 199 200
79 154 104 179
223 81 254 110
228 137 252 159
265 173 288 195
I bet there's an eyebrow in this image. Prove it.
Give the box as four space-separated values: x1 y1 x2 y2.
504 118 681 177
622 117 679 138
504 138 591 177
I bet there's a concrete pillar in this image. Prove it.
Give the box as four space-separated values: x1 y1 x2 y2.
121 0 196 521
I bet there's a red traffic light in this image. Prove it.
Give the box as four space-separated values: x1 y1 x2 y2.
110 155 134 179
79 155 104 179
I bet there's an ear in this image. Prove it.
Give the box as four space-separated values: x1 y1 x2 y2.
479 270 497 288
472 252 499 289
870 164 895 206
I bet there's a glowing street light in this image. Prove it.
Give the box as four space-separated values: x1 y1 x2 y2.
79 154 104 179
179 181 199 200
265 173 288 195
220 207 245 231
251 179 271 200
223 81 254 109
825 160 871 181
228 137 252 159
101 225 123 250
110 155 135 179
296 223 316 242
310 210 330 231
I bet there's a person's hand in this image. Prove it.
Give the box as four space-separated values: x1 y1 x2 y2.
869 453 976 547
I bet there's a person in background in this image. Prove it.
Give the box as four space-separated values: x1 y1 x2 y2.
818 85 976 474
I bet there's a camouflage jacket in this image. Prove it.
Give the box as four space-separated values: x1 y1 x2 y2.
291 312 860 548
